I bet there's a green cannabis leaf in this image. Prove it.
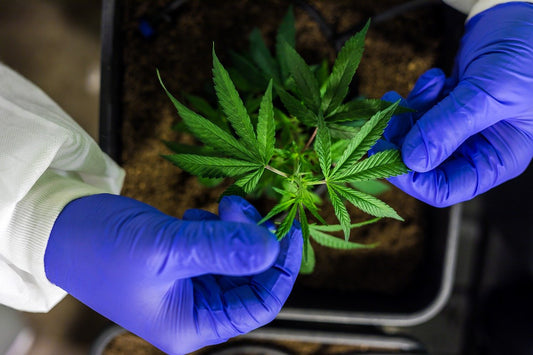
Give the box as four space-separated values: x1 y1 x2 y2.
309 221 379 250
332 101 400 177
164 155 261 178
161 7 411 274
322 20 369 115
281 40 321 112
256 80 275 164
276 6 296 82
212 47 260 159
315 114 332 179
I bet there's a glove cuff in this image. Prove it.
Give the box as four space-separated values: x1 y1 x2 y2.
444 0 533 20
470 1 533 20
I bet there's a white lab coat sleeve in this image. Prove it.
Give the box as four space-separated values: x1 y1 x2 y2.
0 63 125 312
443 0 533 19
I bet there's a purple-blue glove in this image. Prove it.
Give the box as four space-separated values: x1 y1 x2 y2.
44 194 301 354
374 3 533 207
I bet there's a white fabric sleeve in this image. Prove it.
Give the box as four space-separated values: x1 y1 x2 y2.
443 0 533 19
0 63 125 312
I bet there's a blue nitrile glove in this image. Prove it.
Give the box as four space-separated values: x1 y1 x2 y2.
44 194 302 354
373 3 533 207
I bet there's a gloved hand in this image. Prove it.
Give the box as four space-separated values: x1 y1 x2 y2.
44 194 302 354
374 3 533 207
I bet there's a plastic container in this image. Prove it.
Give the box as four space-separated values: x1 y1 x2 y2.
99 0 462 334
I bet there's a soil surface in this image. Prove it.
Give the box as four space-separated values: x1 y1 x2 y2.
114 0 446 353
103 332 389 355
103 333 165 355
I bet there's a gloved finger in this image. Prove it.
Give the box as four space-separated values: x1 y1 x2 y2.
377 70 446 151
158 277 231 353
218 195 263 224
377 91 409 149
182 208 219 221
219 195 278 236
209 223 302 336
168 220 279 278
370 139 398 154
389 122 533 207
406 68 447 112
401 79 502 172
382 90 404 104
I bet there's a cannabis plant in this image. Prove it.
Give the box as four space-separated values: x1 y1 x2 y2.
159 9 409 273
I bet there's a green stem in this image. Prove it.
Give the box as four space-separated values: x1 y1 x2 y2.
265 165 289 178
307 179 327 185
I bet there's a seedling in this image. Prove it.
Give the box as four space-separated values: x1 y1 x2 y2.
159 9 409 272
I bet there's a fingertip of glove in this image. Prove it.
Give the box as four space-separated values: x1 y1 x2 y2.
369 139 398 156
219 195 247 209
402 127 433 172
229 224 280 273
414 68 446 92
408 68 446 109
420 68 446 81
219 196 262 223
182 208 219 221
382 91 404 103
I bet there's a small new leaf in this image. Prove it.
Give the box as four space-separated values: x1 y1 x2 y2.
300 237 316 274
276 203 298 239
299 203 311 261
258 198 296 225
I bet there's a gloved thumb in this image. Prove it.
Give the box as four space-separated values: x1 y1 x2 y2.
402 79 501 172
372 68 447 152
172 216 279 278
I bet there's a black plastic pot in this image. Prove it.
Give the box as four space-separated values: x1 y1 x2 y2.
99 0 463 343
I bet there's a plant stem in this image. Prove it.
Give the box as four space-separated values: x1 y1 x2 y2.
266 165 289 178
303 127 318 152
307 180 327 185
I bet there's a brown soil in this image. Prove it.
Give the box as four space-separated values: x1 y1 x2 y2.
103 333 165 355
